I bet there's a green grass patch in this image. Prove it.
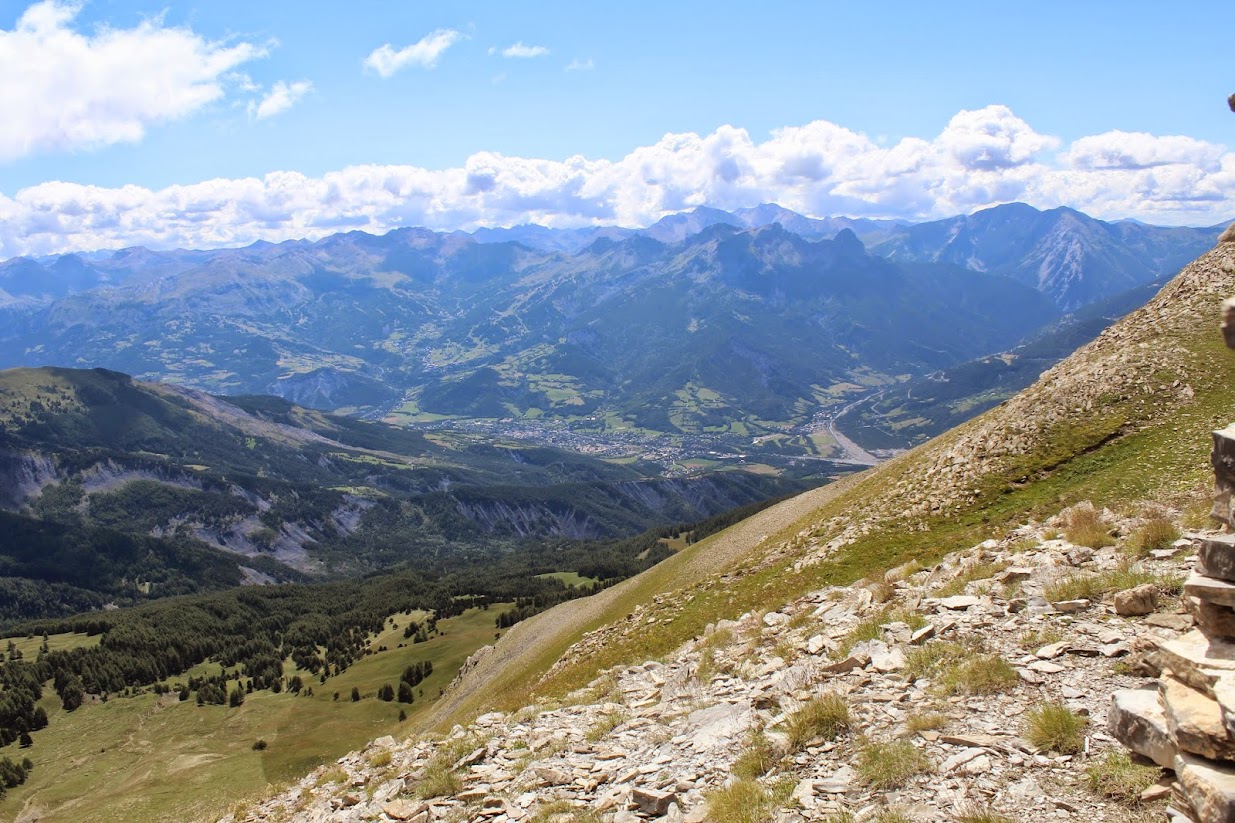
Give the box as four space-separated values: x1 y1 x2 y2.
534 571 600 589
954 806 1016 823
937 560 1008 597
1 631 99 659
584 709 625 742
935 653 1018 696
0 605 504 823
527 800 604 823
904 711 949 734
1044 562 1183 603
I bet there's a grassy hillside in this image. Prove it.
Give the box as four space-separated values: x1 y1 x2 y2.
0 366 806 622
0 605 503 823
428 240 1235 727
844 279 1167 450
0 498 780 822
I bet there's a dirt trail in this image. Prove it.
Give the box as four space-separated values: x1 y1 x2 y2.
419 475 860 731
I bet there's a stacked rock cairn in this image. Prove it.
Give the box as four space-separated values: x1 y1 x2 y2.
1108 295 1235 821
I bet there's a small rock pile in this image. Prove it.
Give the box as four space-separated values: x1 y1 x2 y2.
1111 424 1235 821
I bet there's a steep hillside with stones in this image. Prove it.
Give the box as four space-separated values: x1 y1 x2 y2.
220 238 1235 823
228 506 1201 823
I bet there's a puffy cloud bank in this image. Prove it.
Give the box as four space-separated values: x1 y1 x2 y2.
2 105 1234 257
0 1 263 162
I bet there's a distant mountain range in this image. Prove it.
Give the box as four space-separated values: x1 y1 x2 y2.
0 203 1222 464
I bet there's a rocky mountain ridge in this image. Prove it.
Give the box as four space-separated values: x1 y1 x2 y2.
0 203 1217 470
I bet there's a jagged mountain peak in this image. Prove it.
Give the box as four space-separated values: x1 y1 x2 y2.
875 202 1219 309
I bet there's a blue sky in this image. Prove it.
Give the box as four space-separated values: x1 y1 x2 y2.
0 0 1232 255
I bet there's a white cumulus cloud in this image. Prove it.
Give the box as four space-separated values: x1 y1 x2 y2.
0 0 265 162
565 57 594 71
492 42 549 59
2 105 1233 258
364 29 462 77
248 80 313 120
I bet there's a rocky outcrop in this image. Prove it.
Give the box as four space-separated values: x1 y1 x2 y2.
0 447 57 508
1110 426 1235 821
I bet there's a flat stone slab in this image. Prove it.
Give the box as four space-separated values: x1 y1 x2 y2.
939 595 981 610
1146 613 1193 632
1162 674 1235 761
1109 687 1177 768
1185 572 1235 609
632 787 677 816
1199 534 1235 583
1153 631 1235 697
1188 597 1235 641
1176 751 1235 823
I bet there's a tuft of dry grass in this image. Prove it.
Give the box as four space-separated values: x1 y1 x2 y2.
785 692 850 751
416 758 460 799
1024 701 1088 753
937 560 1009 597
528 800 605 823
936 653 1018 695
731 729 779 780
871 811 912 823
585 709 625 742
1018 626 1064 649
1085 750 1162 804
704 778 787 823
904 640 968 681
837 615 886 656
313 766 347 788
904 711 949 734
865 577 896 603
1127 516 1181 557
1044 562 1183 603
857 739 933 789
954 806 1016 823
908 641 1017 695
1064 502 1116 548
837 606 925 657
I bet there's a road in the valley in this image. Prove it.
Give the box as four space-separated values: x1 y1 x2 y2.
810 391 883 466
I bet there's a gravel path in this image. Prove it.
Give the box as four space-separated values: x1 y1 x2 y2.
419 474 861 731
